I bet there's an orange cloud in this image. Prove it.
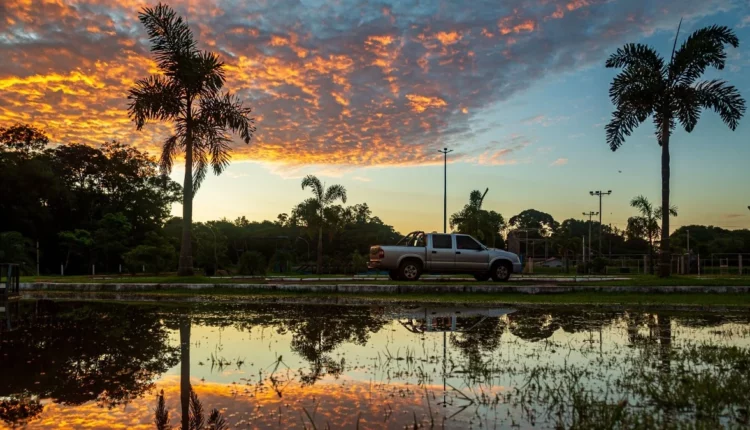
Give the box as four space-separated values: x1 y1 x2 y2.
435 31 461 45
405 94 448 113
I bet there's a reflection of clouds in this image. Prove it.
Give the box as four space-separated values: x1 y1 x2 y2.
0 0 741 167
29 375 487 429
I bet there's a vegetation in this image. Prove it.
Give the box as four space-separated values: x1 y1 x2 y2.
128 3 255 276
627 195 677 274
605 23 745 277
450 189 505 248
299 175 347 274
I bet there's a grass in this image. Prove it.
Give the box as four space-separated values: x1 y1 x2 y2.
24 288 750 306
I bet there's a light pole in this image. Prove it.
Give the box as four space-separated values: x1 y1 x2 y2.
582 211 598 262
438 148 453 233
589 190 612 256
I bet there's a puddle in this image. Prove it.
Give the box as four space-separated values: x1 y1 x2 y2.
2 300 750 428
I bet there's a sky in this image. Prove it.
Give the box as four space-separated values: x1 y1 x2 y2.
1 0 749 234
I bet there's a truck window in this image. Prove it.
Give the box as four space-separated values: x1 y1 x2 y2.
432 234 452 249
456 235 483 250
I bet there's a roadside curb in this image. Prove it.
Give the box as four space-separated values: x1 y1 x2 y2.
19 283 750 294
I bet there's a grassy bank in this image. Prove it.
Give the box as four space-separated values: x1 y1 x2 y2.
21 274 750 287
22 288 750 306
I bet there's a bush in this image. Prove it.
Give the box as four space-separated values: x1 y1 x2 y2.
238 251 266 276
123 244 175 275
351 252 368 274
591 257 608 274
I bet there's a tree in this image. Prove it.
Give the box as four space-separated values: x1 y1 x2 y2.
300 175 347 274
128 4 255 276
94 213 132 271
627 195 677 274
605 24 745 276
58 229 93 271
0 123 49 154
508 209 558 237
450 189 505 247
123 232 176 274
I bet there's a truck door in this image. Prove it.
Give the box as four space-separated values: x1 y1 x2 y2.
427 234 455 270
455 235 489 271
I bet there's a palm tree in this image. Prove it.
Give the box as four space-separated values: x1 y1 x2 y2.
450 189 505 247
627 195 678 274
128 4 255 276
605 23 745 277
300 175 347 274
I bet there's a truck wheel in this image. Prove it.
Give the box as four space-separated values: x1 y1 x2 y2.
388 270 400 281
491 261 512 282
474 273 490 282
398 260 422 281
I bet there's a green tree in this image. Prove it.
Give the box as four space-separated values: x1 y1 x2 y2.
0 231 32 266
94 212 132 271
58 229 93 272
508 209 558 237
450 189 505 247
605 24 745 276
627 195 677 274
300 175 347 274
128 4 255 276
123 232 176 275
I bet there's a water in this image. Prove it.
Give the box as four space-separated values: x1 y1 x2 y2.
2 299 750 429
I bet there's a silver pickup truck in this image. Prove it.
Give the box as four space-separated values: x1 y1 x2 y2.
368 231 522 281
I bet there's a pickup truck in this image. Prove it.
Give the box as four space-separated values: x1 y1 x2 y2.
368 231 522 281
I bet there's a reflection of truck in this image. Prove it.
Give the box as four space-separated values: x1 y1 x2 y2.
368 231 522 281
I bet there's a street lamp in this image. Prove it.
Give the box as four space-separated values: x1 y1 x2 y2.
589 190 612 256
582 211 599 262
438 148 453 234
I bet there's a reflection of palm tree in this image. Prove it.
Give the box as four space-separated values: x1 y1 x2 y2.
180 317 191 430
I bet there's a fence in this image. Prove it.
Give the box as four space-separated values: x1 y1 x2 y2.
1 264 21 298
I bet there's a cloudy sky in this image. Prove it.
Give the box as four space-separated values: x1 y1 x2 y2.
2 0 749 233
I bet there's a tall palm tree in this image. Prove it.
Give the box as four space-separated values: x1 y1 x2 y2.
606 24 745 277
301 175 347 274
128 4 255 276
628 195 677 274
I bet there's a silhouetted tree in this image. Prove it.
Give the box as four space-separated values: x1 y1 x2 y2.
300 175 347 274
128 3 255 276
606 24 745 276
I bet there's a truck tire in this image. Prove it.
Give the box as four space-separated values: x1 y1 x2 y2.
398 260 422 282
474 273 490 282
491 261 512 282
388 270 400 281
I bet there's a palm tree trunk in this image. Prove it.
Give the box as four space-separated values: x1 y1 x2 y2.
180 317 191 430
178 132 194 276
659 127 671 277
317 225 323 274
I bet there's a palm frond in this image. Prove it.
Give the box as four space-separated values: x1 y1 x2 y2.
652 108 675 146
605 106 644 151
630 195 653 217
671 25 739 86
159 135 182 175
189 389 205 430
301 175 324 201
207 409 229 430
655 205 678 218
138 3 198 77
606 43 665 74
201 93 256 143
192 145 208 194
323 184 347 205
154 390 170 430
192 51 226 98
673 85 701 132
127 75 182 129
694 79 746 130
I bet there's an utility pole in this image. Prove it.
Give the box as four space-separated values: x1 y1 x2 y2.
582 211 598 262
589 190 612 256
438 148 453 234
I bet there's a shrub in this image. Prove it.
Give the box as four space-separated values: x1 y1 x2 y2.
123 244 175 275
238 251 267 276
351 252 368 274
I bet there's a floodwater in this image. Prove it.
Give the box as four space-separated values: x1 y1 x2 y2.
1 299 750 429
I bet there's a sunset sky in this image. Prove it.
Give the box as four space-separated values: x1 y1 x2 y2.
1 0 749 234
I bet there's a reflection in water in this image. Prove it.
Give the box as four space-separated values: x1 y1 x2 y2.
1 300 750 428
